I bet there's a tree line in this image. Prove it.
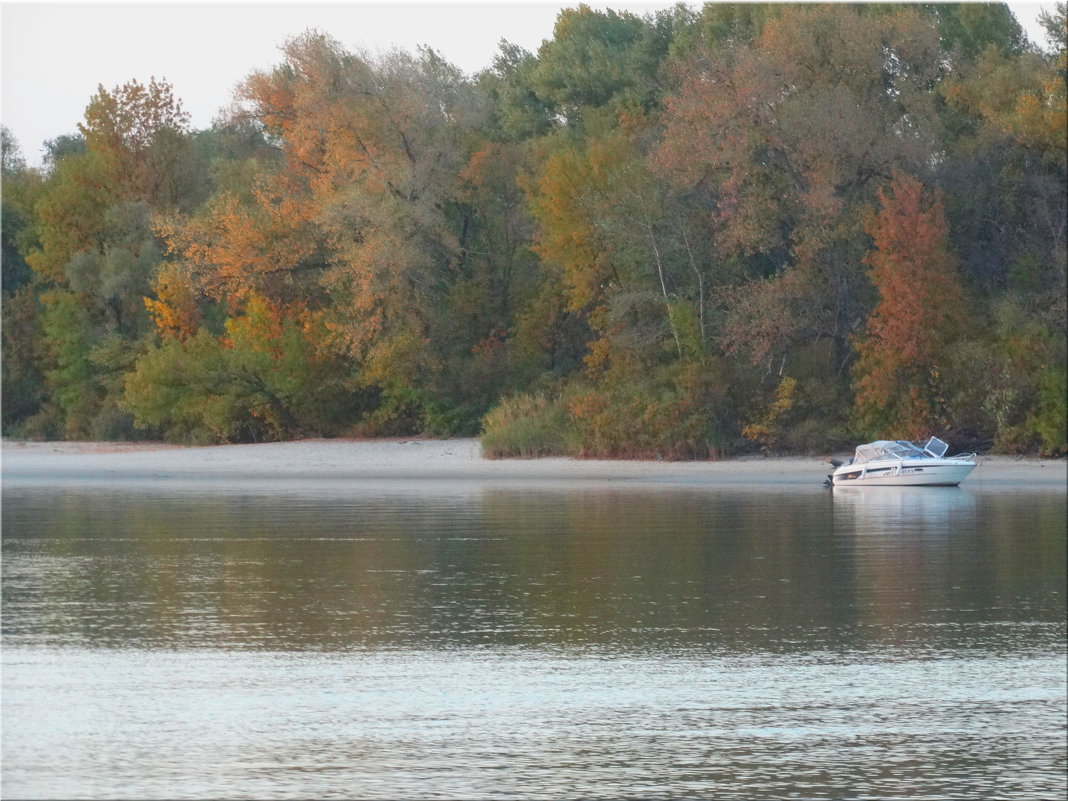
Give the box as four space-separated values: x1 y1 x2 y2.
2 3 1065 456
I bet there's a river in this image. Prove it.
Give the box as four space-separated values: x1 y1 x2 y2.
3 482 1065 799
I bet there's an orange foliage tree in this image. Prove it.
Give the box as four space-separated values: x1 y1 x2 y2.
145 32 503 434
852 173 968 439
151 174 321 315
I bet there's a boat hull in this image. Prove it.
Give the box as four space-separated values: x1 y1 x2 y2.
831 459 975 487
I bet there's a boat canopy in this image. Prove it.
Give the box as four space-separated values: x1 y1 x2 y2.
851 440 927 465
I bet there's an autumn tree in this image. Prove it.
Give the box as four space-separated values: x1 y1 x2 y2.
235 34 497 432
935 4 1065 294
496 6 692 393
79 77 206 210
852 173 968 439
926 4 1067 452
519 119 729 457
5 6 1065 454
657 5 946 369
151 168 321 315
650 4 961 448
13 77 207 438
142 33 518 437
669 2 782 53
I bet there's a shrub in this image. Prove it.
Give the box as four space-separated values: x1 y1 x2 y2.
480 392 573 458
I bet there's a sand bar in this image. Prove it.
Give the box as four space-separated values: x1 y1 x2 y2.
2 438 1064 492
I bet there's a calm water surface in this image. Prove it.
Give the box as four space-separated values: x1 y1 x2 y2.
3 482 1065 799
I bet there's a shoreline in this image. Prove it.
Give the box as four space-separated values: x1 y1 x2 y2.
2 438 1064 491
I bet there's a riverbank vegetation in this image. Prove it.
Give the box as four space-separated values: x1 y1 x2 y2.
3 3 1065 456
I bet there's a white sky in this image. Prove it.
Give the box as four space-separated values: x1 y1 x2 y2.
0 1 1055 168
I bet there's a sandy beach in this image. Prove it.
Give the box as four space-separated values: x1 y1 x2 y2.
2 437 1064 491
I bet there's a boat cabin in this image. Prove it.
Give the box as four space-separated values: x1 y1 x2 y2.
851 437 950 465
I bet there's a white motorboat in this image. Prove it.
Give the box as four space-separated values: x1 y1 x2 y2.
828 437 976 487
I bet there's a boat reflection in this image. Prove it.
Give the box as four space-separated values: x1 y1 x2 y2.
832 485 977 537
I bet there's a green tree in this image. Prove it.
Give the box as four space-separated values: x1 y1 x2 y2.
528 3 687 135
925 2 1028 59
1 127 35 293
37 289 102 437
477 42 554 142
1 129 48 431
125 295 360 443
1 289 47 430
671 2 782 53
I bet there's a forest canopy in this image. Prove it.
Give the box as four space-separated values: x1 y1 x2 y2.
3 3 1065 456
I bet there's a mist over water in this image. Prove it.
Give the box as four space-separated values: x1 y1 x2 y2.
3 484 1065 799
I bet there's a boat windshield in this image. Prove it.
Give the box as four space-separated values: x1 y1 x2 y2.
852 440 926 465
923 436 949 457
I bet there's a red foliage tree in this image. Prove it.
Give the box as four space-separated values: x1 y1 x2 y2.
853 172 968 439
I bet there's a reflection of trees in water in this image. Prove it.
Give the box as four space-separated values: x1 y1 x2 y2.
3 488 1064 654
